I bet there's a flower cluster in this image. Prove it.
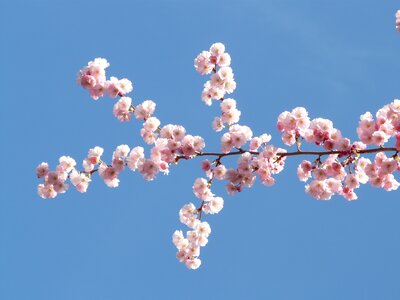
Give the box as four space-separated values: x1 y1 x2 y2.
356 100 400 146
77 58 133 100
397 10 400 32
195 44 241 132
173 177 224 269
36 156 77 198
277 107 351 151
195 43 236 103
36 126 207 198
299 150 400 201
286 100 400 201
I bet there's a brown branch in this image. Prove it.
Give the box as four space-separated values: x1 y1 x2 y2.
196 147 398 159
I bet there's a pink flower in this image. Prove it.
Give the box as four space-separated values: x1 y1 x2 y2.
140 128 158 144
213 165 227 180
305 180 333 200
77 58 110 100
218 52 231 67
345 174 360 189
99 163 120 188
58 156 76 173
172 230 188 249
113 145 130 160
371 131 388 146
220 98 236 112
37 183 57 199
221 108 241 124
179 203 199 228
201 159 211 172
70 170 91 193
127 147 145 171
193 178 213 201
143 117 160 132
138 159 159 181
36 162 49 178
106 77 133 98
212 116 225 132
134 100 156 120
336 138 351 152
210 42 225 59
390 99 400 113
194 51 213 75
382 174 399 191
342 188 358 201
185 258 201 270
203 197 224 214
380 158 398 175
113 97 132 122
193 136 205 151
221 133 234 153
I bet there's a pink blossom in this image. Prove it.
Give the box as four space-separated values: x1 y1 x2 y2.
193 136 205 151
99 163 120 188
138 159 159 181
390 99 400 113
194 51 213 75
140 128 158 144
113 97 132 122
371 131 389 146
201 160 211 172
218 52 231 67
342 188 358 201
185 258 201 270
193 178 213 201
143 117 160 132
220 98 236 112
225 182 238 195
326 178 342 193
88 146 104 164
221 107 241 124
345 174 360 189
382 174 399 191
179 203 199 228
210 42 225 59
313 168 327 180
58 156 76 173
77 58 110 100
380 158 398 175
213 165 227 180
106 76 133 98
70 170 91 193
305 180 333 200
113 144 130 159
36 162 49 178
172 230 188 249
336 138 351 152
38 183 57 199
297 165 311 182
212 117 225 132
134 100 156 120
203 197 224 214
221 132 234 153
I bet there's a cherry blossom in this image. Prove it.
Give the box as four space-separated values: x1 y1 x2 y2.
37 18 400 269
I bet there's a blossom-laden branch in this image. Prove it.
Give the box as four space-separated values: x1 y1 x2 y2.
36 13 400 270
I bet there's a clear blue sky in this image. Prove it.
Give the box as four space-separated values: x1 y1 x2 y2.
1 1 400 299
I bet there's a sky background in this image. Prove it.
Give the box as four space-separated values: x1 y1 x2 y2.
1 0 400 299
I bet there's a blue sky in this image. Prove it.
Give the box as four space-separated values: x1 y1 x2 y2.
1 1 400 299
